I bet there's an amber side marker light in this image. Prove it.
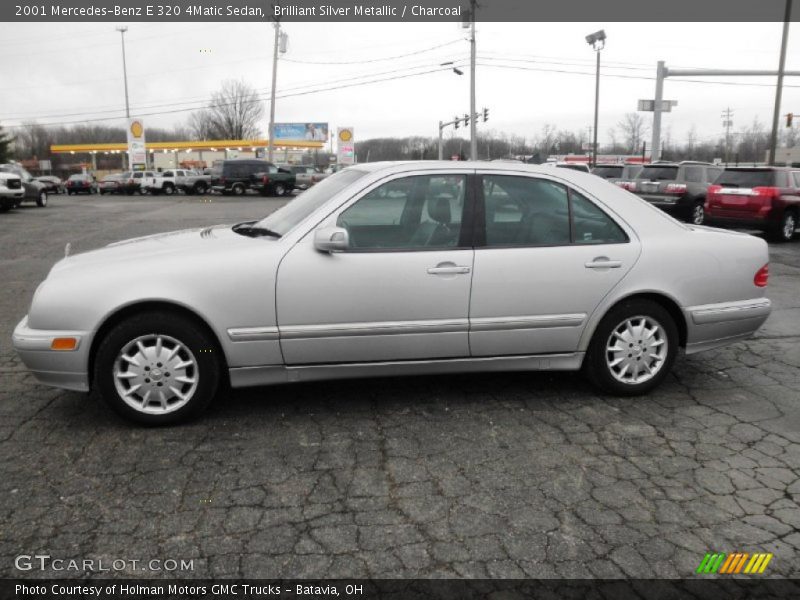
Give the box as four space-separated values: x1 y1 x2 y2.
51 338 78 351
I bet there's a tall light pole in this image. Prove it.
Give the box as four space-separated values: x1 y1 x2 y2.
768 0 792 166
268 19 281 163
116 27 130 169
468 0 477 161
586 29 606 167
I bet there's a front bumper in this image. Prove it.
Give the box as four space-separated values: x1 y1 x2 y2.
12 316 91 392
0 189 25 199
684 297 772 354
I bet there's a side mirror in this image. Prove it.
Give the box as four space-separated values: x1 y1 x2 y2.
314 226 349 253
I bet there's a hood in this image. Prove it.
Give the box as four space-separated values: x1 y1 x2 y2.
49 224 266 275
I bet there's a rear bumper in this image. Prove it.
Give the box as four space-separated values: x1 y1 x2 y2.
12 316 91 392
684 298 771 354
705 214 770 230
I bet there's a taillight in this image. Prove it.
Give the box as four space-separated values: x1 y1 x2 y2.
707 184 722 196
220 176 226 184
754 264 769 287
664 183 687 194
262 175 270 184
615 181 634 191
752 187 780 199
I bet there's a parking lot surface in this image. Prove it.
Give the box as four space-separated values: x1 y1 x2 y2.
1 194 799 579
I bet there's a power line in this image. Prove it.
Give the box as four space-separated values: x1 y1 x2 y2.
282 39 463 65
3 65 462 130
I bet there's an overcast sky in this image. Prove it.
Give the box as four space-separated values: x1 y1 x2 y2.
1 21 797 148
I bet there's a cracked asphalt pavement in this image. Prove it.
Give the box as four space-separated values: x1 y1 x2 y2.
1 194 799 579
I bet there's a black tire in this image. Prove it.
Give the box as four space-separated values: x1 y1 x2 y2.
689 200 704 225
769 210 796 243
584 299 679 396
273 183 286 197
36 191 48 207
232 183 245 196
93 311 221 425
0 203 10 213
193 182 208 195
68 190 74 196
163 184 175 196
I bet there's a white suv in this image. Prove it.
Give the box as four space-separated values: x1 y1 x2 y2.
0 171 24 212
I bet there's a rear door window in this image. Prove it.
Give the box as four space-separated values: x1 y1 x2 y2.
683 166 704 183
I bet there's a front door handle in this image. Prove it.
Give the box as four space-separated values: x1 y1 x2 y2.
428 262 471 275
585 258 622 269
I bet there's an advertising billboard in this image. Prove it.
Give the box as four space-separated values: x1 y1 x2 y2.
273 122 329 142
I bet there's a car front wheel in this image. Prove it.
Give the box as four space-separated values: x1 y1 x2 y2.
232 183 245 196
36 191 48 207
584 299 678 396
94 311 221 425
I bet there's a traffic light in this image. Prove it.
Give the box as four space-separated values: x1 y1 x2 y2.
464 113 470 127
454 116 459 129
483 108 489 122
787 113 794 128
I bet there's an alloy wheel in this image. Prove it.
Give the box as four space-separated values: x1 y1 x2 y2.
113 334 199 415
605 315 668 385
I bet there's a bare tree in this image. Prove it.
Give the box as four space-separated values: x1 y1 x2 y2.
187 110 217 141
199 79 264 140
617 113 649 153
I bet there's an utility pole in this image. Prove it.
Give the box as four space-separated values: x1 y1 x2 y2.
116 26 130 169
768 0 792 166
722 107 734 165
469 0 477 161
268 18 281 163
592 48 600 166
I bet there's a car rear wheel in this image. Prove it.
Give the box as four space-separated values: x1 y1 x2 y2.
232 183 245 196
163 184 175 196
94 311 221 425
584 299 678 396
770 211 796 243
36 191 47 207
273 183 286 197
193 182 208 195
690 201 704 225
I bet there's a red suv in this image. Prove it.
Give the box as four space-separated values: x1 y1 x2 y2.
705 167 800 242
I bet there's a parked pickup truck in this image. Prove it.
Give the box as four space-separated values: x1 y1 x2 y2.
248 164 296 197
144 169 212 195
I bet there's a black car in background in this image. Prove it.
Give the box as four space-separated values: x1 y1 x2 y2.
210 159 295 196
629 161 723 225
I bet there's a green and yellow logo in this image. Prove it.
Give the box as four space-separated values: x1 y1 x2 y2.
696 552 773 575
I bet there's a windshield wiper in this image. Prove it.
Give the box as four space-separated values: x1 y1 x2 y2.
232 221 282 238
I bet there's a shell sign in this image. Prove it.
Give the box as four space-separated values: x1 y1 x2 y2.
129 120 144 139
336 127 355 165
127 118 147 170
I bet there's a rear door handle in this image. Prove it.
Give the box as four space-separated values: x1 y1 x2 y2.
428 264 471 275
585 258 622 269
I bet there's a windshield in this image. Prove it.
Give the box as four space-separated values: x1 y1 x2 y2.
592 166 623 179
715 169 775 188
255 169 367 236
637 166 679 181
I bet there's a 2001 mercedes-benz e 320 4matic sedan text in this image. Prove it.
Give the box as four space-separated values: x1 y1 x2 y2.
13 162 772 424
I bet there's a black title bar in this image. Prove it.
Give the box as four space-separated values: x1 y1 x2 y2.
5 0 800 22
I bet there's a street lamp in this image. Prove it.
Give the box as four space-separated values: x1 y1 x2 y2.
116 27 130 169
586 29 606 167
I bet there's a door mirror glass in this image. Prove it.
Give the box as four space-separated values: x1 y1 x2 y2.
314 226 349 252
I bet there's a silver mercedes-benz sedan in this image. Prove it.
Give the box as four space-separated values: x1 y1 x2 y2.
13 161 772 424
